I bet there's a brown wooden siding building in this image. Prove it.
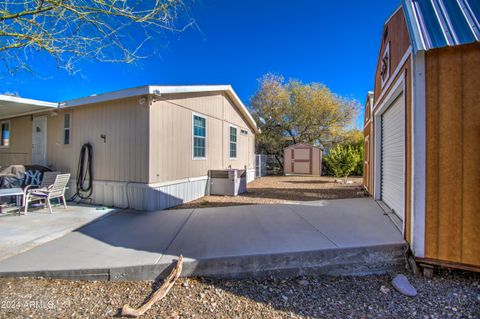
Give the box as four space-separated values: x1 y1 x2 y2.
364 1 480 271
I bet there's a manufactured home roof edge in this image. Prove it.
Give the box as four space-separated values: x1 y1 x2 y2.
0 94 57 108
60 85 259 133
0 94 58 120
402 0 480 53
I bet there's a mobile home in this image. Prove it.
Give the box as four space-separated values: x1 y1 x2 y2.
0 85 258 211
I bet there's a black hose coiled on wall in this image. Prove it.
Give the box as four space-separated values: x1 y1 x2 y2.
71 143 93 201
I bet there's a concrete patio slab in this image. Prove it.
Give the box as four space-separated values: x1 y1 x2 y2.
289 199 404 247
0 208 194 271
0 204 118 261
161 204 336 261
0 198 406 280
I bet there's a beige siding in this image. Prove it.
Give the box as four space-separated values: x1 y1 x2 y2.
149 92 255 183
0 97 149 183
312 148 322 176
0 116 32 166
283 144 322 176
48 98 149 183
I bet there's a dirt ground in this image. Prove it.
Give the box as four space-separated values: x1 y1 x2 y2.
0 270 478 318
173 175 365 209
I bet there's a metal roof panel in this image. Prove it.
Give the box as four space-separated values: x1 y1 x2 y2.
402 0 480 52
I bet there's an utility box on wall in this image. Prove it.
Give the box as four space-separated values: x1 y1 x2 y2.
284 143 323 176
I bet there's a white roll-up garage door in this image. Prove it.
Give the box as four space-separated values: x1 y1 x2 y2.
381 95 405 220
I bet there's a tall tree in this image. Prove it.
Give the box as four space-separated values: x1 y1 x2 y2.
250 73 359 162
0 0 194 74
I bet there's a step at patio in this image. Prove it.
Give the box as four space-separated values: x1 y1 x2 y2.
0 243 406 281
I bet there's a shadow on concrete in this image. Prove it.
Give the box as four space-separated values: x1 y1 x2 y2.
235 187 364 202
284 180 332 184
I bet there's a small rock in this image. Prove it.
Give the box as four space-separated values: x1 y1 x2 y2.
392 274 417 297
297 279 309 286
282 295 289 301
380 285 390 294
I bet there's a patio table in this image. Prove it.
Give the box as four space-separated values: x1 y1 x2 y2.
0 188 23 214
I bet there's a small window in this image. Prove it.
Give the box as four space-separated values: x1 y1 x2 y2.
63 113 71 145
193 114 206 159
240 129 248 135
380 42 390 87
229 126 237 159
1 121 10 147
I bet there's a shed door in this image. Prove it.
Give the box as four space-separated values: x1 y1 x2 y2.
32 116 47 166
292 148 312 175
381 95 405 220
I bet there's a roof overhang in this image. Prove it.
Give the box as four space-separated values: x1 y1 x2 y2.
0 95 58 120
60 85 259 133
402 0 480 54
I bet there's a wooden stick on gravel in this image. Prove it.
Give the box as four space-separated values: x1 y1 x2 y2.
121 255 184 318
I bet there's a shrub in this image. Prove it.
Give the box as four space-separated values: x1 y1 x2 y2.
352 140 364 176
323 144 360 181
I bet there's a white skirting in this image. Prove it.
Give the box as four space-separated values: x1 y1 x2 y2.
246 169 255 183
67 176 209 211
67 170 254 211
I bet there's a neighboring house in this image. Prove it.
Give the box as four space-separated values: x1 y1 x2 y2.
0 85 258 210
284 143 323 176
364 0 479 271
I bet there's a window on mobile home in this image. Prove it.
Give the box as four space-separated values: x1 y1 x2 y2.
229 126 237 159
0 121 9 147
64 113 71 145
193 114 206 159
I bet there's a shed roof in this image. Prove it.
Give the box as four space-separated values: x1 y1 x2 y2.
402 0 480 53
284 143 324 150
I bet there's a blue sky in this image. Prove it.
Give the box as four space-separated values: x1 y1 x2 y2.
2 0 400 128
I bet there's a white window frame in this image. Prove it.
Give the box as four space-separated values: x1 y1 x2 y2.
63 113 71 145
0 120 11 148
229 124 238 160
192 113 207 160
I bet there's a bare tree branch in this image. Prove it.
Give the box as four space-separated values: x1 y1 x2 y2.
0 0 196 74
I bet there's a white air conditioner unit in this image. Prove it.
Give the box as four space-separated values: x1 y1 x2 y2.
208 169 246 196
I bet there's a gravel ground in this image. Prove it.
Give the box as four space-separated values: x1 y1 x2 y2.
0 270 478 318
172 176 365 209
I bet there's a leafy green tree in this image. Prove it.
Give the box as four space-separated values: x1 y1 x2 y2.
323 144 360 182
251 73 359 167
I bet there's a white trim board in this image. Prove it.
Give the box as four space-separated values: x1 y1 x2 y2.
411 51 426 257
374 47 412 110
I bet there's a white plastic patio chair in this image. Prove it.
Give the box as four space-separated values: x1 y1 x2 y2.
23 173 70 214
